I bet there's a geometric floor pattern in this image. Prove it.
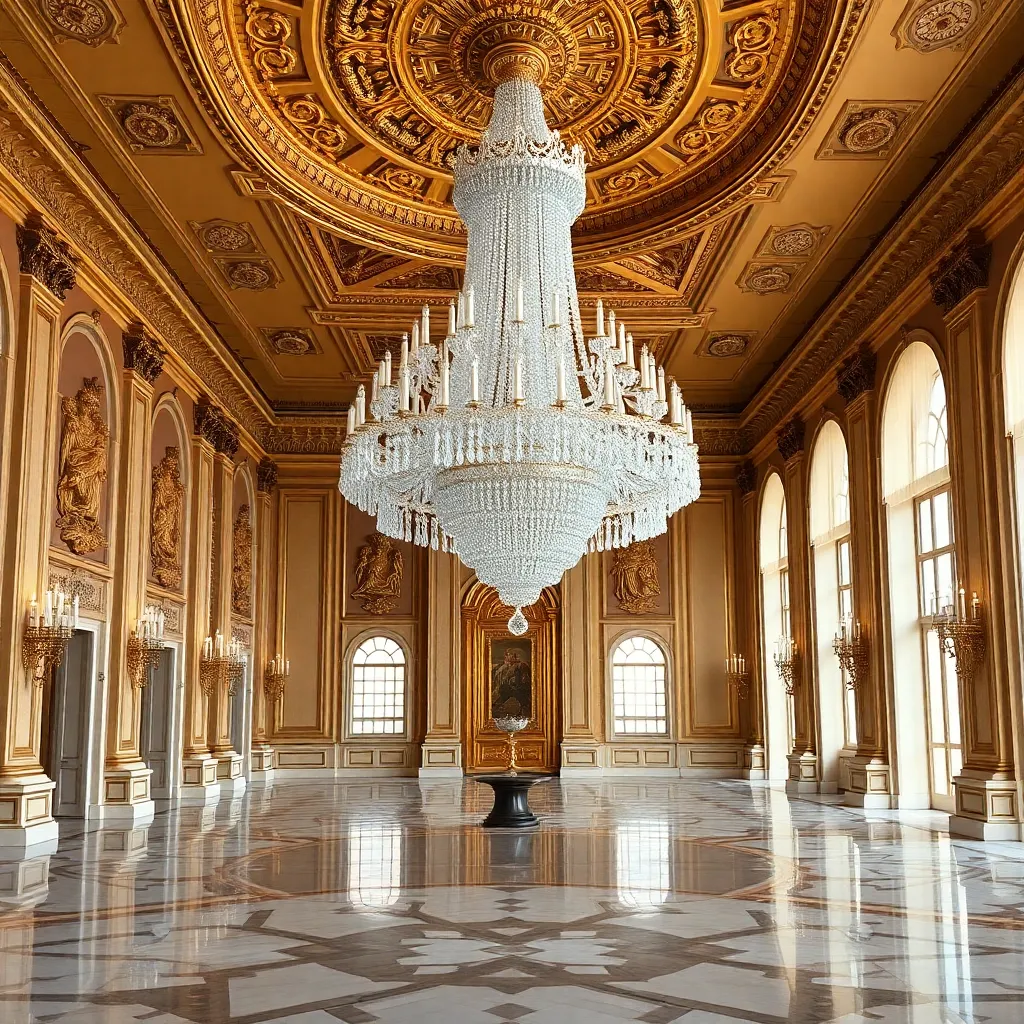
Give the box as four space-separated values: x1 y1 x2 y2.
1 779 1023 1022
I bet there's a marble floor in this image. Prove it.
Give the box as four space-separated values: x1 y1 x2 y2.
1 780 1023 1024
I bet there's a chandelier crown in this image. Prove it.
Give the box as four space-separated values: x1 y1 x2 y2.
340 69 700 633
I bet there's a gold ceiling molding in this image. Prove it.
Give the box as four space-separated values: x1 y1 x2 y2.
35 0 125 46
741 67 1024 447
153 0 864 260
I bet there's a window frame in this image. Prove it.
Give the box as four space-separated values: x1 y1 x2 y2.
345 630 411 741
607 631 672 740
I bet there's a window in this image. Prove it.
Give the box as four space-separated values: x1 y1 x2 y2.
915 487 961 804
351 635 406 735
836 537 858 747
925 374 949 474
611 635 668 735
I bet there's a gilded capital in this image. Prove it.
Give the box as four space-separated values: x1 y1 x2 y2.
256 457 278 494
776 416 805 463
736 460 756 496
122 322 165 383
836 345 877 405
929 229 992 315
17 215 77 300
193 394 240 456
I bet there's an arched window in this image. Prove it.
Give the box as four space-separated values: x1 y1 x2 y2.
610 635 668 736
882 341 959 811
351 636 406 735
809 421 856 790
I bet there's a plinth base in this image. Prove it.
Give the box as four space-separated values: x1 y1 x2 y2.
470 773 552 828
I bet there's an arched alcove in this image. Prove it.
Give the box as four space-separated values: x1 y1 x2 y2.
461 580 560 772
808 419 855 791
759 472 791 782
881 337 958 810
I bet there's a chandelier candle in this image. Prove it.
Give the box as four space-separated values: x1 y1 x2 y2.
339 67 701 634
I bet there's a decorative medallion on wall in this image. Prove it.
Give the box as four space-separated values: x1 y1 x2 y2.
151 446 184 590
98 95 202 153
893 0 984 53
756 223 830 259
147 599 183 639
699 332 754 358
215 258 281 291
56 377 109 556
190 219 260 254
160 0 863 254
817 100 921 160
261 327 320 356
49 562 105 615
352 532 403 615
737 262 798 295
232 504 253 619
36 0 124 45
610 539 661 615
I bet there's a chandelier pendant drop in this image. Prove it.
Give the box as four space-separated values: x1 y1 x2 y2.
339 56 701 634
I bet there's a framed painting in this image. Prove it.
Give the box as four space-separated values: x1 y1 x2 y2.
489 636 533 721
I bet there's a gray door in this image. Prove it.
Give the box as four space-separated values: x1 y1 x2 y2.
51 630 91 817
140 648 174 800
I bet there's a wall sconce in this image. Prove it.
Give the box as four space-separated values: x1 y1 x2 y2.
22 587 79 681
127 605 165 689
726 653 749 698
264 653 289 706
200 630 248 696
936 586 986 685
833 615 870 691
773 635 799 696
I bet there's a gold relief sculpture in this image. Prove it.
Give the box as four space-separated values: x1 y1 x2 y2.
352 532 403 614
244 2 298 79
232 504 254 619
56 377 108 556
151 446 184 590
611 540 661 615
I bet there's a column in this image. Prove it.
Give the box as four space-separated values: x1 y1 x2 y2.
0 218 75 853
737 461 766 779
839 347 894 808
420 548 462 776
933 235 1021 839
250 458 277 785
179 398 220 804
777 416 819 793
559 559 602 774
208 414 245 796
101 324 163 825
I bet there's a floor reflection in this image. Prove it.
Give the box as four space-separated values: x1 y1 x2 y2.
0 778 1022 1023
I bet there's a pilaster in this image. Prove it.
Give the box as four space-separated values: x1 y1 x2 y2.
777 416 818 792
209 415 244 795
839 347 894 808
933 235 1021 838
420 548 462 776
250 458 276 786
101 324 163 826
180 400 220 805
559 559 602 775
737 462 765 779
0 218 75 852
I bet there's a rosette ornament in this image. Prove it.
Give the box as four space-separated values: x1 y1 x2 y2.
339 53 700 634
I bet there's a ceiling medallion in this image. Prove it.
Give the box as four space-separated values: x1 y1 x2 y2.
190 218 259 253
704 333 751 357
817 100 921 160
894 0 982 53
262 328 320 356
37 0 124 45
216 258 281 291
739 263 796 294
167 0 863 256
99 95 201 153
339 70 699 633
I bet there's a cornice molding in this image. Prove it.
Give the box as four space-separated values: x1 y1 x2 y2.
741 64 1024 444
16 213 76 299
122 320 165 383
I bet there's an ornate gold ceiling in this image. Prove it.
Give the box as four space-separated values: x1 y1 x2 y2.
160 0 851 258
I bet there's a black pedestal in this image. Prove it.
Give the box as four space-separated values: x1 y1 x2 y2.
471 774 552 828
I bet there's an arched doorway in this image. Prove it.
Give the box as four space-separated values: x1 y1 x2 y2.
461 582 561 772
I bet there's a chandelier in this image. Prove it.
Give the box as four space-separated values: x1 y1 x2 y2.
339 52 700 635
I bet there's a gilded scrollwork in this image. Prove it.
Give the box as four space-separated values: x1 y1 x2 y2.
56 377 109 556
725 9 781 84
244 2 298 80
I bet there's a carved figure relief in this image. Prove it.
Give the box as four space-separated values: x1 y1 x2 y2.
56 377 109 555
352 532 403 614
611 540 661 615
151 446 184 590
232 504 254 619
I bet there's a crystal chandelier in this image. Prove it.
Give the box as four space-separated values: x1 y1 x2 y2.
339 55 700 635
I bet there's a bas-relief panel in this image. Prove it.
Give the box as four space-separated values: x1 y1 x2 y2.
149 405 186 593
683 496 736 736
602 531 672 619
344 506 415 618
279 494 328 735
